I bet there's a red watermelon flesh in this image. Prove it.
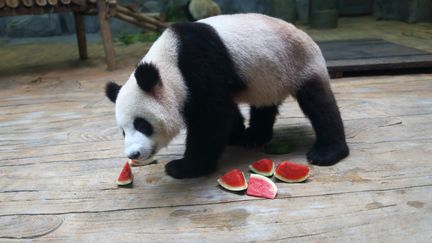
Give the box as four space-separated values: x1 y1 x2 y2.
274 161 310 183
116 161 133 186
217 169 248 191
246 174 277 199
249 158 275 176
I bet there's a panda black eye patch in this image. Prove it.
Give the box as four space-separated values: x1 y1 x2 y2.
134 117 154 136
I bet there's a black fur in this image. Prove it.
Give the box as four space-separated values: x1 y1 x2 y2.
105 82 121 103
228 107 246 145
165 22 246 178
240 106 279 147
134 117 154 136
134 63 162 93
296 76 349 166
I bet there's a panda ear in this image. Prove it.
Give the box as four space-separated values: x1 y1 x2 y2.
135 63 162 93
105 81 121 103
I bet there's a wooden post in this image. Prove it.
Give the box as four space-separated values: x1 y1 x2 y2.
73 12 88 60
97 0 116 70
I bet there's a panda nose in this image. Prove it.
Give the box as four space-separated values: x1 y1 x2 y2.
128 152 140 160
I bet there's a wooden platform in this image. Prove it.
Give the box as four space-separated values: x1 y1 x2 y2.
318 39 432 77
0 69 431 241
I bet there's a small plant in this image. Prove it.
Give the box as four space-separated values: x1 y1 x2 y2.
116 32 161 46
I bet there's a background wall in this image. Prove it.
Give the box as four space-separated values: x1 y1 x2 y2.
0 0 431 38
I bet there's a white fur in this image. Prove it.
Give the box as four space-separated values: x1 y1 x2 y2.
199 14 328 106
116 29 187 160
189 0 221 20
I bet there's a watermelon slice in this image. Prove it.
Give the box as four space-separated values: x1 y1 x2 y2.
274 161 310 183
246 174 277 199
217 169 248 191
249 158 275 176
116 161 133 186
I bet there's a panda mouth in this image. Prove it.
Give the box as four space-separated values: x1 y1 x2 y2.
137 144 157 161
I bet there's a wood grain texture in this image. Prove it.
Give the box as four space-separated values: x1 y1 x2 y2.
0 67 431 241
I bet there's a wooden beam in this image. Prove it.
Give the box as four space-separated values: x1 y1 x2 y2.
22 0 34 7
0 5 83 16
97 0 116 70
115 12 159 32
116 5 166 31
47 0 58 5
35 0 47 7
73 12 88 60
5 0 19 8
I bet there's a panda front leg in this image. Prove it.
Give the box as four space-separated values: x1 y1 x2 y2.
228 106 246 145
295 75 349 166
165 101 237 179
240 106 279 147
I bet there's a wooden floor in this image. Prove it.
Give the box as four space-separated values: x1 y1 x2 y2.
1 68 432 241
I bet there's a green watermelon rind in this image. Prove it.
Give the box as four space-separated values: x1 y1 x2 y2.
274 172 309 183
116 174 134 186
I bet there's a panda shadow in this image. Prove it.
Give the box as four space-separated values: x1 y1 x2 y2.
220 125 315 169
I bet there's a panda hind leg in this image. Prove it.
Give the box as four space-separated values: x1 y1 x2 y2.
296 75 349 166
239 105 279 147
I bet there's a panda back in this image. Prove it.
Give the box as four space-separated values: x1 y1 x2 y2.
199 14 328 106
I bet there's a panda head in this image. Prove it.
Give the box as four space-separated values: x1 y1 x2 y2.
105 63 182 162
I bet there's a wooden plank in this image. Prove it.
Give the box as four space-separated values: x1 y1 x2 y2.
73 12 88 60
96 0 116 70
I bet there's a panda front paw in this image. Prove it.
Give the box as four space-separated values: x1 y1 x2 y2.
165 158 216 179
307 142 349 166
238 127 273 148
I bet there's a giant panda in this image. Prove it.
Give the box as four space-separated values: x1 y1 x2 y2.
105 13 349 179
